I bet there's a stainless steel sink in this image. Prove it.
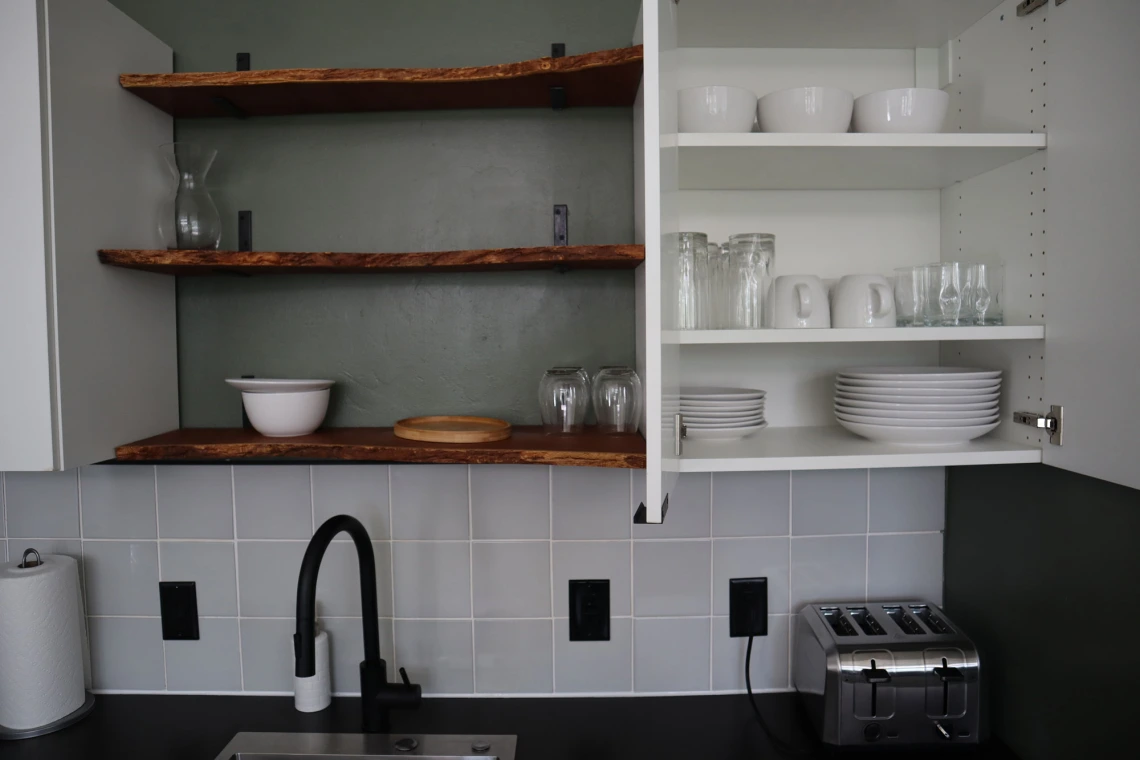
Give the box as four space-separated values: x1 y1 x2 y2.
213 733 517 760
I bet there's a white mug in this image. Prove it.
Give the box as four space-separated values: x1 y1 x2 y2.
831 275 895 328
769 275 830 328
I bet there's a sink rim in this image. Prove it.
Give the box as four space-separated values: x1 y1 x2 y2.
213 732 517 760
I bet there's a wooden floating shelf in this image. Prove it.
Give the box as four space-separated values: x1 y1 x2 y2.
114 426 646 469
677 426 1041 473
674 132 1047 191
119 46 643 118
666 326 1045 344
98 245 645 275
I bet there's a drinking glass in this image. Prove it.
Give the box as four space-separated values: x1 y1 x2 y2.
674 232 708 329
592 368 644 434
707 242 733 328
925 262 971 326
539 369 589 433
968 263 1004 325
727 233 775 329
552 367 591 387
893 266 927 327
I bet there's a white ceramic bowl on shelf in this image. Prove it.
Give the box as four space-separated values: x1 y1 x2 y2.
757 86 853 133
852 88 950 133
237 387 331 437
678 86 758 133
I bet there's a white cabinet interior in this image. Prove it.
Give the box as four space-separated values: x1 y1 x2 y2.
634 0 1140 520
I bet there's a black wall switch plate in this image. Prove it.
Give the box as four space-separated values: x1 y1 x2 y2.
729 577 768 638
569 579 609 641
160 581 200 641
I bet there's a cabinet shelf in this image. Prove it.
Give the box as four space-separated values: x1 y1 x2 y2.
98 245 645 275
667 326 1045 345
677 426 1041 473
674 133 1047 190
119 46 643 118
113 427 646 469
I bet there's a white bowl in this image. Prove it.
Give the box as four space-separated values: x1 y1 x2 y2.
678 86 758 133
853 88 950 133
757 86 853 133
242 389 330 437
837 418 999 445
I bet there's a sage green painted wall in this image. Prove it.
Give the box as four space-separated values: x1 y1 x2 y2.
944 464 1140 759
110 0 641 426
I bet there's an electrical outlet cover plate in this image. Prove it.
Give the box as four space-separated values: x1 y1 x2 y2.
568 579 610 641
729 577 768 638
159 581 200 641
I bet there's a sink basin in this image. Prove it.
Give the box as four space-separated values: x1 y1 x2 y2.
213 733 517 760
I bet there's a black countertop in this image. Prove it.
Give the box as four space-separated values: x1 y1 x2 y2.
1 693 1017 760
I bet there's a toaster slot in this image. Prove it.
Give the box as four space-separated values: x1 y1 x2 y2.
925 649 969 718
820 606 858 637
851 652 896 720
846 607 886 636
882 605 925 635
909 604 954 634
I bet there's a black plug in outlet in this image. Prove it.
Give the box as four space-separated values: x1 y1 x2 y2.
729 577 768 638
568 579 609 641
160 582 200 641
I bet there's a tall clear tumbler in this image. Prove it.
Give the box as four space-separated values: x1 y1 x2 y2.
727 233 775 328
539 369 590 434
592 368 644 434
674 232 708 330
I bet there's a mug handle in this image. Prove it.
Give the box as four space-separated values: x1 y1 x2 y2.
795 283 812 318
870 283 894 318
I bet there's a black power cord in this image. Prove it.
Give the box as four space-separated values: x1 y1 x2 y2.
745 636 810 757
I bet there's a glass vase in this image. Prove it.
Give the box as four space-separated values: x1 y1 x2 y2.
158 142 222 250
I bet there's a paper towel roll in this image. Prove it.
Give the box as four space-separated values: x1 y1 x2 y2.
293 628 331 713
0 553 86 731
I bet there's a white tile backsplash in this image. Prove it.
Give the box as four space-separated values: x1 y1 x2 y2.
4 463 945 696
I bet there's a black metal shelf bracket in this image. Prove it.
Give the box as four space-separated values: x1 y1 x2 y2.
553 205 568 246
550 42 566 109
238 210 253 252
237 52 250 71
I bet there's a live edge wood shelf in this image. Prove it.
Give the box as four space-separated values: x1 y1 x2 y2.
115 427 646 469
98 245 644 275
119 45 643 118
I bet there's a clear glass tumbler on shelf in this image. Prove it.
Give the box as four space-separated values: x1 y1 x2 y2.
706 242 731 329
539 369 590 434
727 233 775 329
674 232 708 329
968 263 1004 325
158 142 222 250
893 265 928 327
592 368 643 434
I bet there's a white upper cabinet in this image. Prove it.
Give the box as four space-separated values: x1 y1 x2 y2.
1040 0 1140 490
636 0 1140 492
0 0 177 471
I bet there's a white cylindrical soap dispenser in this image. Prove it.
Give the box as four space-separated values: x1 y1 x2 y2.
293 623 331 713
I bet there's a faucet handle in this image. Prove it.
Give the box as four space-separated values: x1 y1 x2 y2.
399 667 412 686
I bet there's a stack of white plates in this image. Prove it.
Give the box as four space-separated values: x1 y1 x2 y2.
834 368 1002 445
681 387 768 440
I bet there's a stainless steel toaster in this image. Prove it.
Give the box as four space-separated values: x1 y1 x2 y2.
793 601 982 748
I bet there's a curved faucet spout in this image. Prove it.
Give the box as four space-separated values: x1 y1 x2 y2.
294 514 380 676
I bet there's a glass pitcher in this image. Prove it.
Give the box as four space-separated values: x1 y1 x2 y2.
158 142 222 250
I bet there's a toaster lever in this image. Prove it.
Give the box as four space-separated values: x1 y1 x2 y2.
862 665 892 684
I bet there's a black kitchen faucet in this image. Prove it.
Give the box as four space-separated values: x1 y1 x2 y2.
294 514 421 732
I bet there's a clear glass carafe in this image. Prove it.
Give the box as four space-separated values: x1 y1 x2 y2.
158 142 222 250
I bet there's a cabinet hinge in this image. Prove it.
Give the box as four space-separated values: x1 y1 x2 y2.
1013 405 1063 446
674 413 686 456
1017 0 1048 17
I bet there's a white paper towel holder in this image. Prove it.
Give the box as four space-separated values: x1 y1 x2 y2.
0 549 97 741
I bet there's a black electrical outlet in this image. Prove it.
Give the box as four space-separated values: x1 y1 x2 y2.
729 577 768 638
159 582 200 641
568 579 609 641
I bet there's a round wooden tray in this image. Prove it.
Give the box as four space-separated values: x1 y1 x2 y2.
394 415 512 444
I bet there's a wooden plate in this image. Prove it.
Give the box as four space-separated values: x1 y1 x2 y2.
394 415 512 443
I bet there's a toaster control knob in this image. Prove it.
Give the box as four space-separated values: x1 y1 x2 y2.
864 723 882 742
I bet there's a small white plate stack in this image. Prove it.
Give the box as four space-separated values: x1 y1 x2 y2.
680 387 768 440
834 367 1002 445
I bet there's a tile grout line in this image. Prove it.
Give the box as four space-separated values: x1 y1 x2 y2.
629 469 635 692
388 465 397 675
708 473 714 691
231 466 245 692
76 468 93 690
468 465 477 694
1 473 6 564
153 466 168 691
865 470 871 602
549 466 556 693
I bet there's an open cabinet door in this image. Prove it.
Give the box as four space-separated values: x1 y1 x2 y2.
635 0 680 524
1042 0 1140 489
